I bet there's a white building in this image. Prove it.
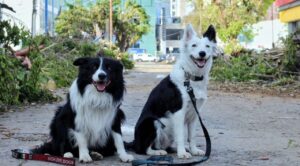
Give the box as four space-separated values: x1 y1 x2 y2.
240 19 288 50
157 0 191 55
1 0 61 35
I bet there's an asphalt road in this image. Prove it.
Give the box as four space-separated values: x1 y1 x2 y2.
0 62 300 166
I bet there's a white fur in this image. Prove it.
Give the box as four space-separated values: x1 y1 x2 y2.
151 24 216 159
68 79 121 162
112 132 134 162
69 80 117 147
146 146 168 156
63 152 74 158
92 57 106 81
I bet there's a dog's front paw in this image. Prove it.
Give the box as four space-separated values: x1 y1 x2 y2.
119 153 134 162
79 153 93 163
146 149 168 156
90 151 103 161
190 148 205 156
63 152 74 158
154 150 168 155
177 151 192 159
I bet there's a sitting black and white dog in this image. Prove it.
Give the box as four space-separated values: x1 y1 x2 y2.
130 24 217 159
33 57 134 163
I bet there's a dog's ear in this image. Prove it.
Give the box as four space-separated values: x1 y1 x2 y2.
73 57 89 66
183 24 196 41
203 25 216 43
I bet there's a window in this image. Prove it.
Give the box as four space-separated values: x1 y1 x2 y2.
166 29 183 40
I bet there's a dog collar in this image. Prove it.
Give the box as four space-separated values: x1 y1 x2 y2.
182 68 204 81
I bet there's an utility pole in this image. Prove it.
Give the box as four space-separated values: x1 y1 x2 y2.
52 0 54 36
32 0 37 36
109 0 113 44
45 0 48 35
0 4 2 21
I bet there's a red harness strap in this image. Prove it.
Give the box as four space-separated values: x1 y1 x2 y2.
11 149 75 166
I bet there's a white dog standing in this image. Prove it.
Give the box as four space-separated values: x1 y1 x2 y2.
129 24 217 159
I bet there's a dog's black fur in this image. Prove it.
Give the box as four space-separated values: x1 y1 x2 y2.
128 76 182 154
33 57 125 158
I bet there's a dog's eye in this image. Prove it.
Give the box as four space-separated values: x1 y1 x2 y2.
206 45 210 48
106 65 111 71
92 65 98 70
192 44 197 47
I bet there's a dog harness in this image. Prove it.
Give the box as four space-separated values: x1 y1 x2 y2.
131 69 211 166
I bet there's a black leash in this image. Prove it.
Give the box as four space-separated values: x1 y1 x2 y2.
132 73 211 166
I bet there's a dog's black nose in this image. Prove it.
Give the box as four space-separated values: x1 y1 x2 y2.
98 73 107 80
199 51 206 58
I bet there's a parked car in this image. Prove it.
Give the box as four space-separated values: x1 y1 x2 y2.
158 54 167 62
133 53 158 62
166 54 176 63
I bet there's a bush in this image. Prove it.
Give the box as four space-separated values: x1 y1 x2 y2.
211 53 276 82
79 41 97 56
0 20 134 106
280 33 300 73
0 22 56 106
42 49 79 88
0 55 21 105
0 52 56 105
98 41 134 69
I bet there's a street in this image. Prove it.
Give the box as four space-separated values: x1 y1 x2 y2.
0 62 300 166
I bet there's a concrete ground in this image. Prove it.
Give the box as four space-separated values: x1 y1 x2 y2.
0 62 300 166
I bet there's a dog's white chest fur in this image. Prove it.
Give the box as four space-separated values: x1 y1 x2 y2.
69 80 117 147
170 66 209 101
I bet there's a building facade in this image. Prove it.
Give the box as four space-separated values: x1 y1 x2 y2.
136 0 157 56
156 0 190 56
1 0 61 35
276 0 300 34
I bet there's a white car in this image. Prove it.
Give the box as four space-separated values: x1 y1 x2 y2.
133 53 158 62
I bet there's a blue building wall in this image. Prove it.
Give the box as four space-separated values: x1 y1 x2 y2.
137 0 156 56
122 0 157 56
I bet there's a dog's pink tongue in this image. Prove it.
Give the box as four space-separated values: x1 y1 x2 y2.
96 84 106 91
197 60 206 67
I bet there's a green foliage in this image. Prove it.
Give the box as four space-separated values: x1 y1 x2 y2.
0 51 56 105
0 22 56 106
0 55 21 104
185 0 274 54
42 50 78 87
114 0 150 51
99 41 134 69
211 53 276 82
78 42 97 56
55 4 93 37
121 53 134 69
55 0 150 51
0 19 134 106
18 51 55 103
272 76 296 86
212 32 299 84
280 33 300 73
40 38 133 89
0 20 23 46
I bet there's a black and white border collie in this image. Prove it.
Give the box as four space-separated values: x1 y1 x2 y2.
34 57 134 163
130 24 217 159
